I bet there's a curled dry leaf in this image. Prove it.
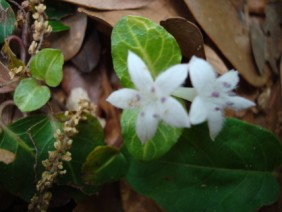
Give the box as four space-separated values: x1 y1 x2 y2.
204 45 228 75
184 0 271 87
0 149 15 165
71 29 101 73
78 0 190 36
160 18 205 59
61 0 153 10
0 62 18 93
48 12 87 61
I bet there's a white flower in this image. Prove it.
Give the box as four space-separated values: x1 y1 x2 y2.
107 51 190 143
187 56 255 140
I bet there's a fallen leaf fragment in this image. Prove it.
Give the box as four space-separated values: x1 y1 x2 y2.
48 12 87 61
184 0 271 87
0 149 15 165
204 45 228 75
160 18 205 59
61 0 153 10
0 62 18 93
78 0 190 36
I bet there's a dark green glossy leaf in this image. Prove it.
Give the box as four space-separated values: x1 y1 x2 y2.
111 15 181 88
121 109 182 161
14 78 50 112
30 48 64 87
82 146 128 186
48 20 70 32
0 114 105 200
46 2 74 20
126 118 282 211
0 0 16 44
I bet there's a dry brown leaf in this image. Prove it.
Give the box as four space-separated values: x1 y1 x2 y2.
120 181 165 212
160 18 205 59
71 29 101 73
0 62 18 93
78 0 190 36
48 12 87 61
204 45 228 75
184 0 271 87
248 0 267 14
0 149 15 165
61 0 153 10
249 18 267 75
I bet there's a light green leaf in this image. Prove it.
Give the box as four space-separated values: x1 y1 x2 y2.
48 20 70 32
121 109 182 161
126 118 282 211
111 15 181 88
2 40 25 69
30 48 64 87
82 146 128 186
0 0 16 44
14 78 50 112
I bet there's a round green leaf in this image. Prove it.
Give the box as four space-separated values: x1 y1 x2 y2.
0 0 16 44
111 15 181 88
30 48 64 87
14 78 50 112
121 109 182 161
126 119 282 211
82 146 128 186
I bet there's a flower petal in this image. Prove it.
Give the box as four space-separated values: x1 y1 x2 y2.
207 109 224 140
189 56 217 94
217 70 239 91
155 64 189 96
127 51 153 91
136 104 159 143
172 87 197 102
159 97 190 127
226 96 255 111
189 96 208 124
106 88 140 109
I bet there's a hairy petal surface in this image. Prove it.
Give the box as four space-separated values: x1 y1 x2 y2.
106 88 140 109
189 97 208 125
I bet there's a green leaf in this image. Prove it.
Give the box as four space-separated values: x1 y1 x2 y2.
57 115 105 194
0 0 16 44
48 20 70 32
111 15 181 88
121 109 182 161
46 2 75 20
126 119 282 211
82 146 128 186
14 78 50 112
0 115 50 200
0 114 105 200
30 48 64 87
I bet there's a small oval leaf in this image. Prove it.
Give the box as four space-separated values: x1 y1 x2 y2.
14 78 50 112
111 15 181 88
30 48 64 87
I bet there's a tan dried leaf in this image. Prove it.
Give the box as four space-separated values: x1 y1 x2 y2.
204 45 228 75
184 0 271 87
61 0 153 10
0 149 15 164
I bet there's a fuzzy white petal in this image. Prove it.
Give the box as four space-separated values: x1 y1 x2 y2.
172 87 197 102
189 97 208 124
159 97 190 127
217 70 239 91
136 104 159 143
189 56 217 93
207 110 224 140
127 51 153 91
106 88 140 109
226 96 255 111
155 64 189 96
